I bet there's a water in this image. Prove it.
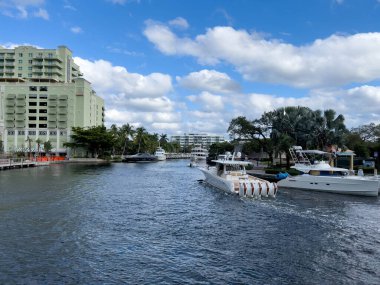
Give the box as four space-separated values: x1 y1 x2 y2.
1 160 380 284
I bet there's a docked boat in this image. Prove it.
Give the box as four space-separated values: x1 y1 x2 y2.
154 147 167 161
122 153 158 163
190 145 208 167
198 152 278 198
277 146 379 197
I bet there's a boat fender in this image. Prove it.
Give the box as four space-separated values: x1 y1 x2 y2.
246 182 252 197
268 183 275 197
252 182 260 198
273 183 278 196
239 183 244 197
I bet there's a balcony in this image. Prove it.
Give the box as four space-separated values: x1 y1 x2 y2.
58 116 67 122
15 115 25 121
48 116 57 122
58 109 67 115
6 102 14 107
5 115 14 121
6 108 15 114
15 107 26 114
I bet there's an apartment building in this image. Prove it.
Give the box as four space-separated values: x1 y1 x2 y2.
0 45 104 154
170 133 225 149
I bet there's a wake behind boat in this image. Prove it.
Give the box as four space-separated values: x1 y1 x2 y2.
198 152 278 198
277 146 379 197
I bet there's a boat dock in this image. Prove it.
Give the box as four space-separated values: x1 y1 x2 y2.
166 153 191 159
0 158 37 170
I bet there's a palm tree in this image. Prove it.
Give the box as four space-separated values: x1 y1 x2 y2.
120 124 135 155
25 136 33 160
135 127 147 153
159 133 168 147
35 138 43 159
44 140 53 157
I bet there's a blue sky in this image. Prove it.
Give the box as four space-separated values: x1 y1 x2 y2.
2 0 380 136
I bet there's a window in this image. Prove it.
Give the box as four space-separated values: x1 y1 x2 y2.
48 53 53 58
18 60 23 64
28 124 36 128
60 131 65 136
18 66 22 70
28 60 32 64
28 116 37 120
19 53 23 57
39 131 47 135
28 131 36 135
39 94 48 99
29 109 37 113
18 73 22 77
8 130 15 135
39 109 47 113
39 124 47 128
29 94 37 99
39 117 47 121
29 86 37 91
18 130 25 135
29 53 33 57
28 66 32 70
39 102 47 106
29 102 37 106
50 131 57 135
39 86 48 91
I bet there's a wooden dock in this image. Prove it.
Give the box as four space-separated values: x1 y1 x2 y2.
0 158 37 170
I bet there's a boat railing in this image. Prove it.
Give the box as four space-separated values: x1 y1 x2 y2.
290 146 311 165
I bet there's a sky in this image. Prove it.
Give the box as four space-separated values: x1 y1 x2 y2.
2 0 380 137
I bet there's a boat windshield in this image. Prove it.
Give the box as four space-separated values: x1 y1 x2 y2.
309 170 348 176
225 164 245 172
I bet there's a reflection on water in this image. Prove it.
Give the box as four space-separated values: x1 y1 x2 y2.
1 161 380 284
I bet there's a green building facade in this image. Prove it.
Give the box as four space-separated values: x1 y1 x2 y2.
0 45 104 155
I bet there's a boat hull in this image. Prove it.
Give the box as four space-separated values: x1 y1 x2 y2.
199 167 235 193
278 175 379 197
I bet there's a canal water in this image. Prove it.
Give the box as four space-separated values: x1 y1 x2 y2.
1 160 380 284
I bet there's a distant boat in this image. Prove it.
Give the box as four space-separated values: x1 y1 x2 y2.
122 153 158 163
154 147 167 161
190 145 208 167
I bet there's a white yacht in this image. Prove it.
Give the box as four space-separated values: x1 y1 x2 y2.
198 153 278 198
277 146 379 197
190 145 208 167
154 147 167 161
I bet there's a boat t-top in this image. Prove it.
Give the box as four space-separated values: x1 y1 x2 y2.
198 152 278 198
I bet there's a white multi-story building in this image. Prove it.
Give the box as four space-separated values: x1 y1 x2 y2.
170 133 225 149
0 45 104 155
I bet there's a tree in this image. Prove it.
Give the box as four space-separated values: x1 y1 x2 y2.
44 140 53 156
228 116 275 163
35 138 43 158
120 124 135 155
134 127 148 153
25 136 33 160
65 126 116 158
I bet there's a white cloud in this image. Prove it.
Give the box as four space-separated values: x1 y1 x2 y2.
187 91 224 112
144 22 380 89
0 0 48 19
70 26 83 34
73 57 172 98
33 8 48 19
169 17 189 29
73 57 183 133
177 69 240 94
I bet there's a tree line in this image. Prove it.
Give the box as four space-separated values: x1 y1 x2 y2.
227 106 380 168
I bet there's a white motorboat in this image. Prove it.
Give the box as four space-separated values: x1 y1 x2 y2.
190 145 208 167
154 147 167 161
198 153 278 198
277 146 379 197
